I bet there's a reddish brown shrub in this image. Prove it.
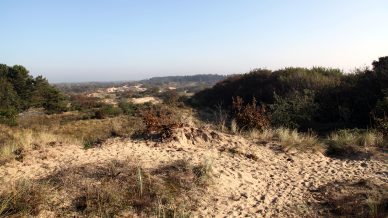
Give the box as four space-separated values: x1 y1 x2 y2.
232 96 270 131
141 107 181 142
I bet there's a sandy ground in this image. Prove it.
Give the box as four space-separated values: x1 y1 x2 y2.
130 96 161 104
0 127 387 217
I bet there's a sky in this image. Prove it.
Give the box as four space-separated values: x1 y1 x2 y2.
0 0 387 83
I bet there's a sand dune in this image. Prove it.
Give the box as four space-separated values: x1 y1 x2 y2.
0 126 386 217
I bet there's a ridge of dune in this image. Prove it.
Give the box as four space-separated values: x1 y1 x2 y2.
1 126 386 217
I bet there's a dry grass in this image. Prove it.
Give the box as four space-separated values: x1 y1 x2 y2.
273 128 324 153
0 159 211 217
312 179 388 218
55 116 143 148
1 113 143 163
328 129 384 148
230 119 238 134
245 127 324 153
0 180 49 216
326 129 385 158
246 128 275 141
0 124 79 164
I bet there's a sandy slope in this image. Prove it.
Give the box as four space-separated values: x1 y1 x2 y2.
0 127 386 217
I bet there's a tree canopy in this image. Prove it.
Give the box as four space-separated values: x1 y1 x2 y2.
0 64 66 124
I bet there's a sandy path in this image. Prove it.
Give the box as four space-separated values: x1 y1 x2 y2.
0 131 387 217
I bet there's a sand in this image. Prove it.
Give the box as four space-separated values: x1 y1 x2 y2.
130 96 161 104
0 127 386 217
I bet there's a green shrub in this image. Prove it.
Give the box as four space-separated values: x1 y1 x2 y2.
1 64 67 115
118 100 137 115
270 90 317 129
0 108 18 126
94 105 123 119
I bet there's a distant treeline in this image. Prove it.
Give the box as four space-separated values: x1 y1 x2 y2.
192 57 388 131
0 64 65 124
142 74 226 85
55 74 226 93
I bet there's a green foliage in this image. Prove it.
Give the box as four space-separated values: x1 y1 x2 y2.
94 105 123 119
118 100 137 115
270 90 318 128
0 108 18 126
193 58 387 130
372 56 388 95
0 64 66 123
373 96 388 133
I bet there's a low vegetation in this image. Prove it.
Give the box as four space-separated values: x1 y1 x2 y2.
326 129 385 159
273 128 324 153
0 113 143 162
0 180 48 216
0 159 212 217
313 179 388 218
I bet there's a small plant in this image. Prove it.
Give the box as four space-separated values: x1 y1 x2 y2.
213 102 228 131
232 96 269 131
230 119 238 134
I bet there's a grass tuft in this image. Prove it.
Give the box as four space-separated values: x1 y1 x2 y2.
273 128 324 153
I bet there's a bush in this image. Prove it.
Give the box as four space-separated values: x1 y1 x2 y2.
140 107 181 142
70 94 104 111
192 58 387 130
159 90 180 106
93 105 123 119
232 96 269 131
373 97 388 133
118 100 137 115
0 108 18 126
270 90 317 129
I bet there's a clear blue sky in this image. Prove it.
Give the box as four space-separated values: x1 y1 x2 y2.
1 0 387 82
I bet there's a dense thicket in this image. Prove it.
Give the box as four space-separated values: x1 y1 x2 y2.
0 64 66 124
192 57 388 130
